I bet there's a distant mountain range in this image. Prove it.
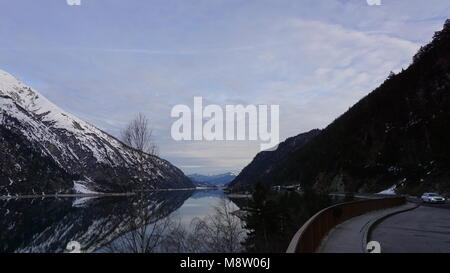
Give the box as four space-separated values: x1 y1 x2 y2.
230 20 450 196
188 172 237 187
0 70 193 196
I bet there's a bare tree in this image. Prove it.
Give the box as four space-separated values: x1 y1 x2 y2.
158 216 197 253
105 205 181 253
121 113 158 192
105 197 246 253
159 198 245 253
121 113 158 156
189 198 245 253
104 113 167 253
108 117 245 253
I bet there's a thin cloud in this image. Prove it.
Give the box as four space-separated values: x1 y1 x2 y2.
0 0 447 174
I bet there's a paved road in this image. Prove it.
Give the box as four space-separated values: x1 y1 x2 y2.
371 201 450 253
317 203 417 253
408 197 450 209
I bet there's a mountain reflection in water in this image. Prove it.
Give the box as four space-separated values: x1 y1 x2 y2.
0 189 228 253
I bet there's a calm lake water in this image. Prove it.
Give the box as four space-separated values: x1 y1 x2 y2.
0 189 242 253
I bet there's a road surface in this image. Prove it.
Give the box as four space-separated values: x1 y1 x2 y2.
317 203 417 253
371 200 450 253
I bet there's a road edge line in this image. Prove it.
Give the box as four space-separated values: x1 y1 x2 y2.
361 202 420 253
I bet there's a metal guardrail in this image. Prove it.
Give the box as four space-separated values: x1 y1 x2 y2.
286 197 406 253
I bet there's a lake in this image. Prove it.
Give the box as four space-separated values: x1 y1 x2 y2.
0 189 245 253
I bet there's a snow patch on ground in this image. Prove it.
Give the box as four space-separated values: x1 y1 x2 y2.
72 196 98 208
73 181 99 194
378 185 397 195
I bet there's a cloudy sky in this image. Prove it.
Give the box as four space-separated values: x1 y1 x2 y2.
0 0 449 174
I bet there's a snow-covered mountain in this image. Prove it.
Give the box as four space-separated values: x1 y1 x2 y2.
0 69 193 195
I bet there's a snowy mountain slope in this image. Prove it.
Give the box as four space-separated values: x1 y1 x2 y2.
0 69 193 195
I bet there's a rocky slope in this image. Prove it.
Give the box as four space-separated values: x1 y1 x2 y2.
0 70 193 195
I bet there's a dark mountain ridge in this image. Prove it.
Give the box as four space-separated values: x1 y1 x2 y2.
228 129 320 190
230 20 450 195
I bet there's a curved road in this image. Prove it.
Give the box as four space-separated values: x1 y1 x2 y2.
371 200 450 253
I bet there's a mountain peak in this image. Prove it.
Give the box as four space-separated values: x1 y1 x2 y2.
412 19 450 64
0 69 24 96
0 69 19 81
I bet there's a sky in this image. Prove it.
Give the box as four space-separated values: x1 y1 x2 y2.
0 0 449 175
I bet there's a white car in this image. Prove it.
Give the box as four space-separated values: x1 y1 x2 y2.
421 193 446 204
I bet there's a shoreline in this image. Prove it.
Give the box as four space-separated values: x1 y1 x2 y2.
0 187 198 200
227 193 252 199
